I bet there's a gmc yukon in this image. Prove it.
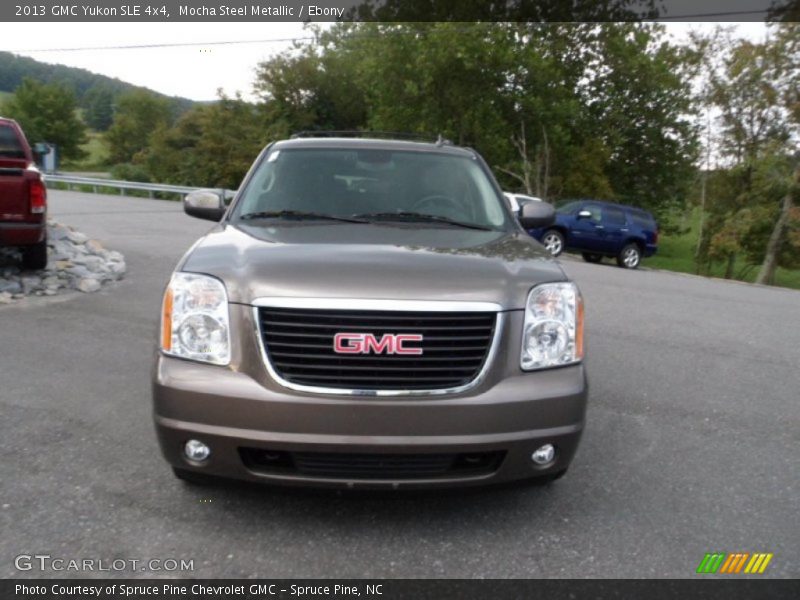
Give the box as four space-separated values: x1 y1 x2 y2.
153 136 588 489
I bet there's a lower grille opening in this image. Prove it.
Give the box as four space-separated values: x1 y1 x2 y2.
240 448 505 480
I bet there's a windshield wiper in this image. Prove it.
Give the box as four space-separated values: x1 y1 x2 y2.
352 211 494 231
239 210 367 224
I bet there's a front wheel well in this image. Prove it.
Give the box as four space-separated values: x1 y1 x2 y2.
623 238 645 253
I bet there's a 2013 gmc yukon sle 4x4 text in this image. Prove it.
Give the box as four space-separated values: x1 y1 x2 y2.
0 117 47 270
153 136 588 489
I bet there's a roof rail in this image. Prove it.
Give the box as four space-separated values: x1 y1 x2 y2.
290 130 451 145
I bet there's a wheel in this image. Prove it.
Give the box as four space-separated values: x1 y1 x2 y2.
21 239 48 270
617 243 641 269
172 467 216 485
541 229 565 256
582 253 603 264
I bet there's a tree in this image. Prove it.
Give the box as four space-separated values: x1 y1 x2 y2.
252 23 699 217
702 24 800 283
144 92 264 189
105 89 173 164
1 77 87 160
83 85 114 131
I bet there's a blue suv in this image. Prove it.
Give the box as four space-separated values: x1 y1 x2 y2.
528 200 658 269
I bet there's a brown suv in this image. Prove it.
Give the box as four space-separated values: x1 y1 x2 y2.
153 136 588 489
0 117 47 270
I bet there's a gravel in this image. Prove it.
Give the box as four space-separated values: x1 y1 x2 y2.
0 221 126 304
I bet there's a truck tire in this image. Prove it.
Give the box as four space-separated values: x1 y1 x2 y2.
21 240 48 270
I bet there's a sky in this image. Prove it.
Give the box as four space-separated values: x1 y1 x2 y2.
0 22 770 102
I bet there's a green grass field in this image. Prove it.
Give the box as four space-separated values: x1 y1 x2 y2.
646 210 800 290
59 130 110 171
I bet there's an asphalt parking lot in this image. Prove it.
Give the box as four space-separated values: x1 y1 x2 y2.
1 190 798 578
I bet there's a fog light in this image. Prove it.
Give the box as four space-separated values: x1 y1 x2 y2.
184 440 211 462
531 444 555 465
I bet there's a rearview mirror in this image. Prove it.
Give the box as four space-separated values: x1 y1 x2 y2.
519 201 555 229
184 190 225 221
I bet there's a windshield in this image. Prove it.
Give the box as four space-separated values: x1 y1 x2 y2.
232 147 510 230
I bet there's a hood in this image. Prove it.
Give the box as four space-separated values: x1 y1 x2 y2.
179 223 566 309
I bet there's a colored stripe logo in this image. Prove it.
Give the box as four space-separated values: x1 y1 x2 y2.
697 553 773 574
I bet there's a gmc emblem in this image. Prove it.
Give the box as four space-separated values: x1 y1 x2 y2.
333 333 424 355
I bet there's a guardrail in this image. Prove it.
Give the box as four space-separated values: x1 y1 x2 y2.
43 173 236 201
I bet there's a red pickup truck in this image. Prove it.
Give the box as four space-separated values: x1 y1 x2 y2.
0 117 47 270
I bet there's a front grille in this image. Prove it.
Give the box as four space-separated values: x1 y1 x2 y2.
240 448 505 480
257 307 497 391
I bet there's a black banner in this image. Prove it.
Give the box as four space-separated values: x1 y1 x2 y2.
4 579 800 600
0 0 796 22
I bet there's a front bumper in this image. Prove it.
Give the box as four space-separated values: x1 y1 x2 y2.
152 305 588 489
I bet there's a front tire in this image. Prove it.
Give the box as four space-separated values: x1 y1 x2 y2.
21 239 48 270
541 229 565 257
582 253 603 264
617 243 641 269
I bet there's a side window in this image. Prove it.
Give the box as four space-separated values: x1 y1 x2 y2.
604 207 626 227
631 212 655 231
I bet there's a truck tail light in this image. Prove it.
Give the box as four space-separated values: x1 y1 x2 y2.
653 227 659 245
29 179 47 214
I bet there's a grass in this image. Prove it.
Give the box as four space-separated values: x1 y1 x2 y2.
59 130 110 172
646 209 800 290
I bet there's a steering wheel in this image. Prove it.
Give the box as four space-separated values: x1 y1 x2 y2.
410 194 466 217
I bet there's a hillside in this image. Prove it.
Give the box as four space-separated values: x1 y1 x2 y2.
0 51 195 114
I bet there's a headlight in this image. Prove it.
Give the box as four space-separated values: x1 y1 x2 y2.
520 282 584 371
160 272 230 365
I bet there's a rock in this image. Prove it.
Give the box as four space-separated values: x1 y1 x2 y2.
48 226 70 241
77 278 101 293
65 265 95 279
21 276 42 294
0 280 22 294
108 261 126 277
66 231 89 244
85 240 105 254
73 255 108 273
1 221 125 300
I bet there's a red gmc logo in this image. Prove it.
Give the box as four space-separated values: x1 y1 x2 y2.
333 333 424 355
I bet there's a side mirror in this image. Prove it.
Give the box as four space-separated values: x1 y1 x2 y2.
184 190 225 221
519 201 555 229
577 210 592 219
